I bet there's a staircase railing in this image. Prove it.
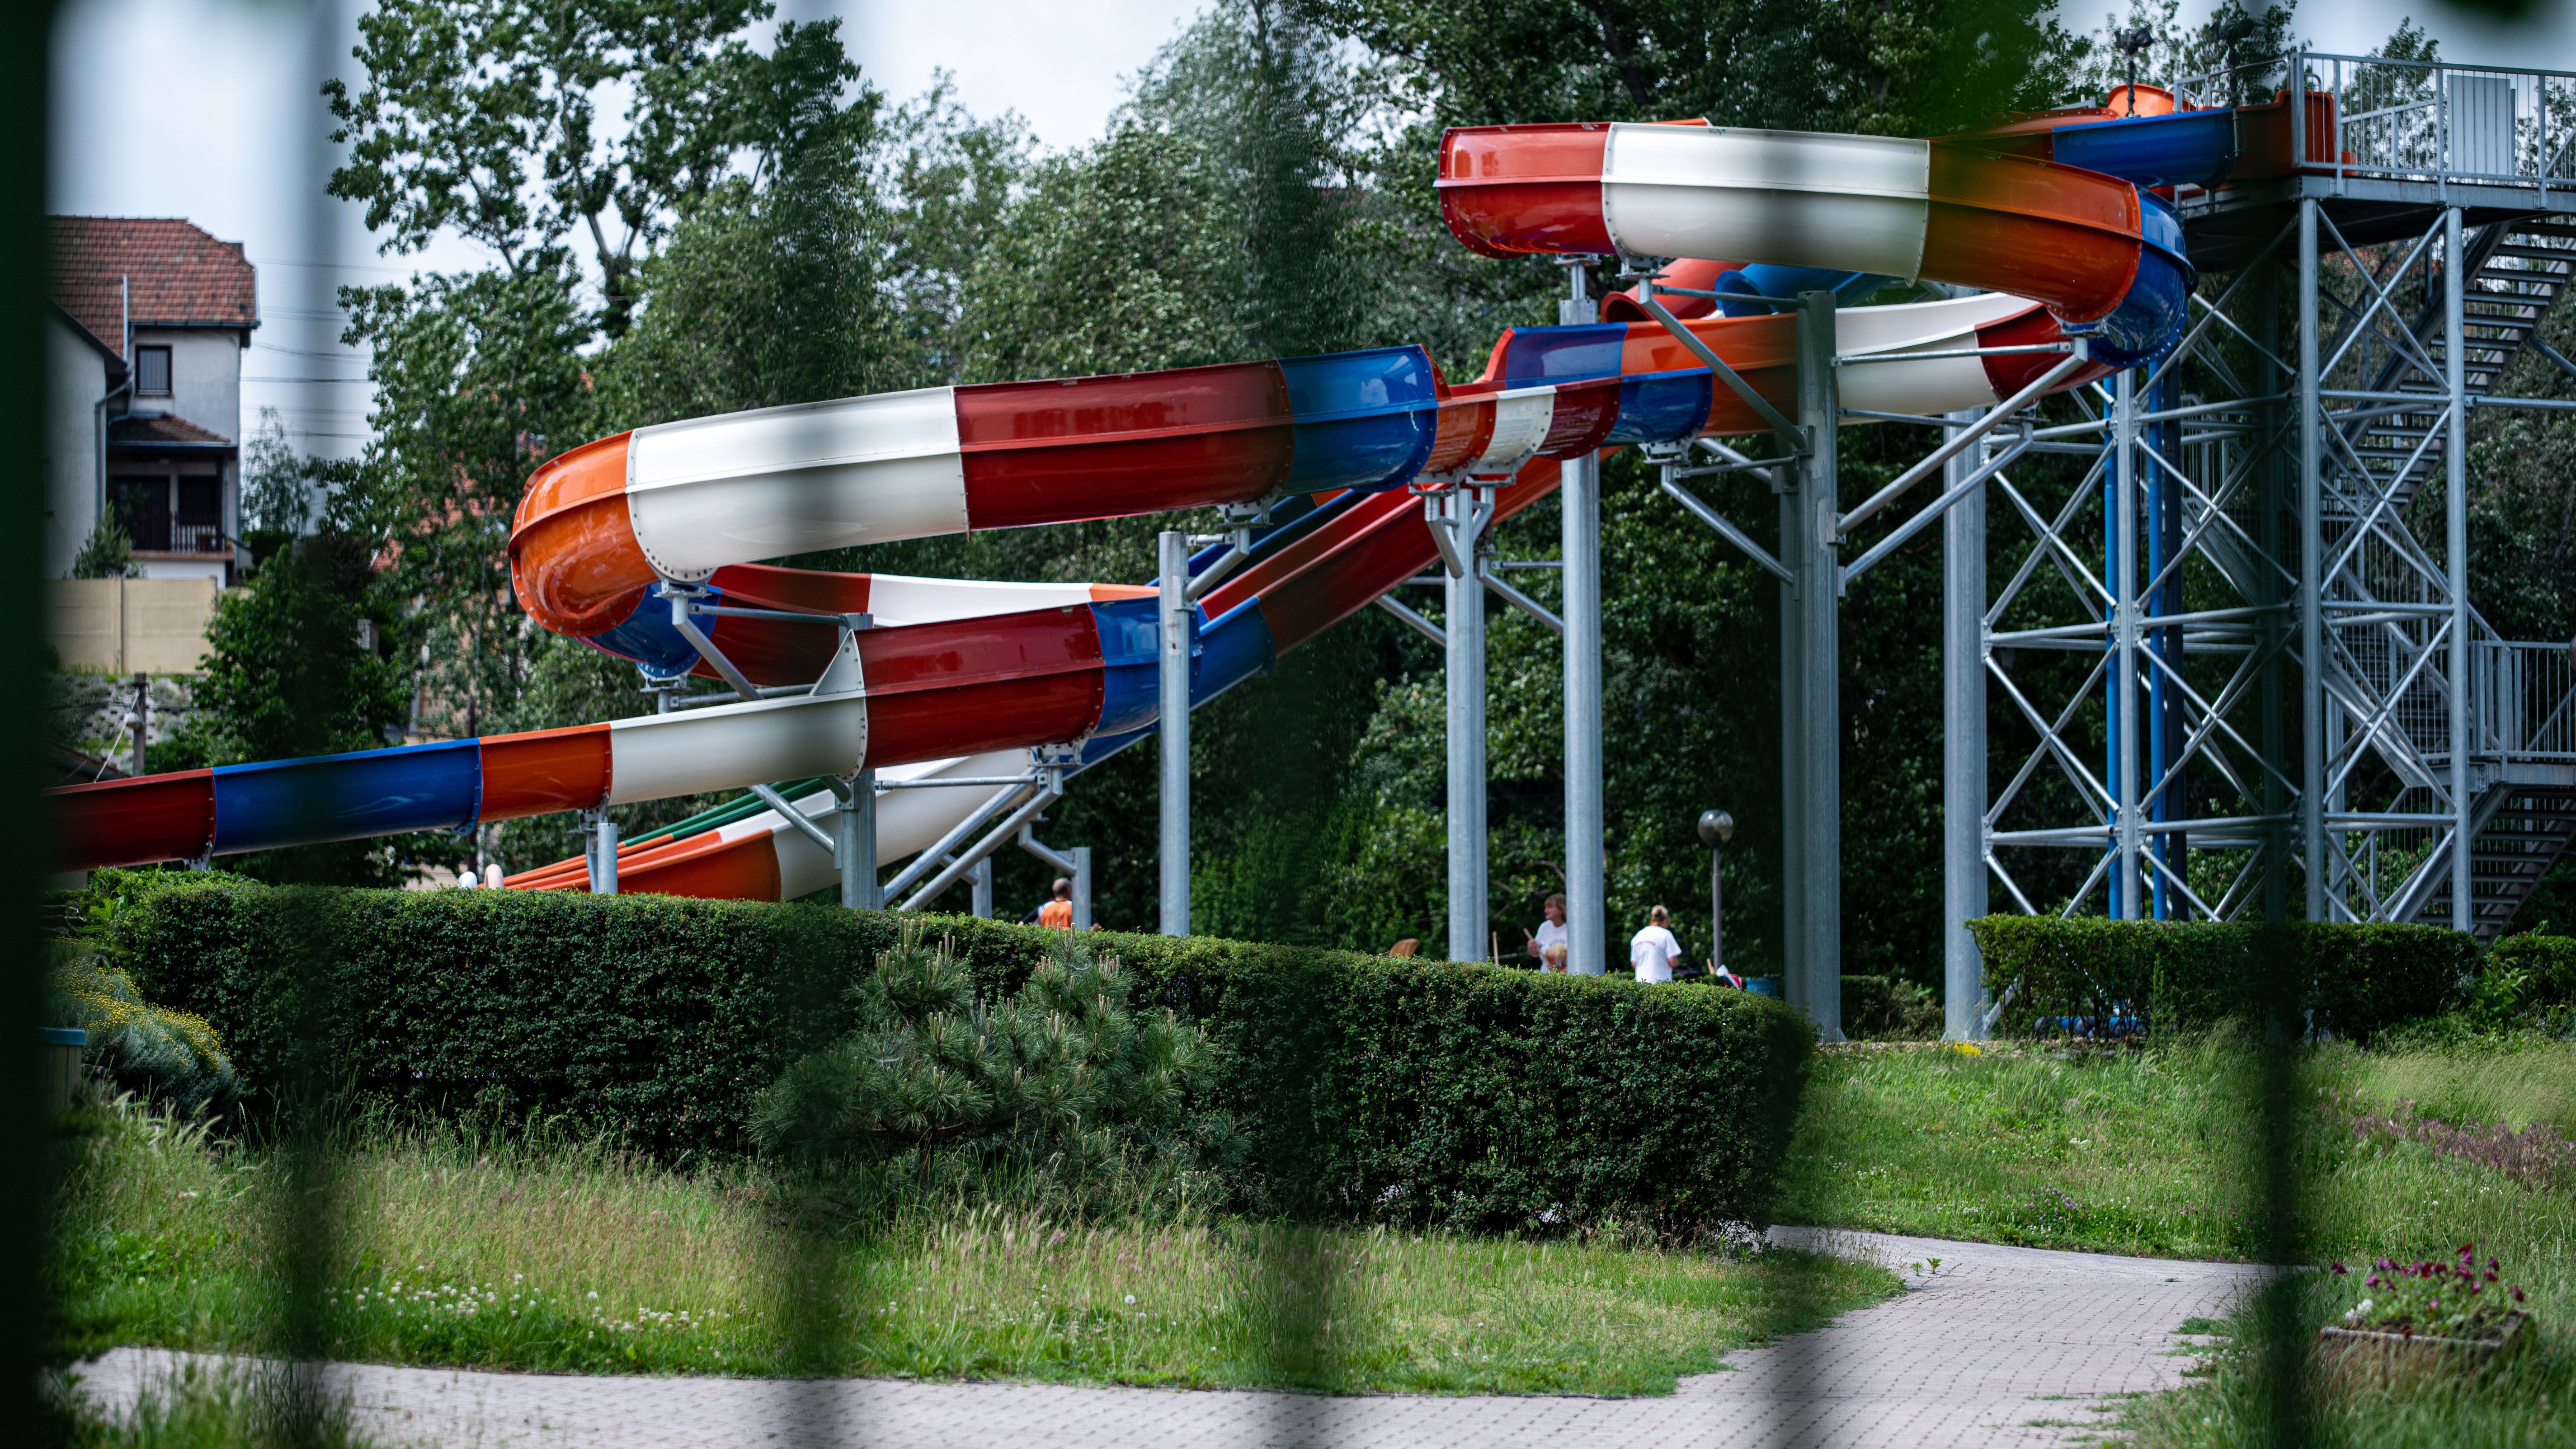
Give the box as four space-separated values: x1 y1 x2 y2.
2475 636 2576 763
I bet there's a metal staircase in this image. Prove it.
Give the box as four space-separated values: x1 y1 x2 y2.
2316 212 2576 939
2348 216 2576 515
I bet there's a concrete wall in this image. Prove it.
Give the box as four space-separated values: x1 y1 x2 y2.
48 577 225 675
44 311 111 578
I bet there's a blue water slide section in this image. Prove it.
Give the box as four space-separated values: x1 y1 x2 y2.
1280 347 1441 491
1608 369 1714 445
1088 597 1163 736
210 739 484 854
1499 324 1626 386
1191 595 1275 704
1074 594 1275 758
2089 193 2195 368
1715 265 1890 317
2051 108 2237 190
585 584 715 678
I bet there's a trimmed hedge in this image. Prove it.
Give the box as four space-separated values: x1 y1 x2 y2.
1967 916 2477 1042
103 875 1814 1231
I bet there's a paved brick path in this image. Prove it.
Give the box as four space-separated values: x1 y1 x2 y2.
72 1229 2258 1448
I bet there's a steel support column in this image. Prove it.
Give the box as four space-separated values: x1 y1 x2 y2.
2297 198 2326 919
1443 486 1492 962
1071 846 1093 930
839 771 878 910
1942 409 1988 1039
1560 268 1606 975
1787 291 1843 1039
583 810 618 895
1159 529 1191 937
2113 368 2144 919
2444 208 2474 932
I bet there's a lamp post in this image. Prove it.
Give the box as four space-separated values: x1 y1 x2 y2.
1697 809 1734 980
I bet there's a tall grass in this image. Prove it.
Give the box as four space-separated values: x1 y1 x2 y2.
1781 1034 2576 1449
55 1097 1893 1396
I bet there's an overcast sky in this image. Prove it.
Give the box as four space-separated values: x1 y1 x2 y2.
48 0 2576 456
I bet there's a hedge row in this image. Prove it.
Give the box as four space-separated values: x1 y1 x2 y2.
102 875 1815 1232
1966 916 2478 1042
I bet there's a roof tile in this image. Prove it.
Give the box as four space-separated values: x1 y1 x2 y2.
108 413 232 446
48 216 257 358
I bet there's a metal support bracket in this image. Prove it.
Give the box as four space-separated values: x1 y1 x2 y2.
1836 348 2088 538
1628 270 1808 450
1480 565 1564 635
749 782 836 856
1661 466 1795 585
1375 593 1447 647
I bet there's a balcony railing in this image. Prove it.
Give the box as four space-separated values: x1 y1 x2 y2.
2173 51 2576 200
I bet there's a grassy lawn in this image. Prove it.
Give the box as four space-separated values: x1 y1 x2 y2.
54 1101 1893 1397
1780 1033 2576 1448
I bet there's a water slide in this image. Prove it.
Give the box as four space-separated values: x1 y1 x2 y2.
49 99 2234 891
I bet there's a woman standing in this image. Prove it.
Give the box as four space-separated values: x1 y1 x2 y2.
1628 905 1684 983
1523 893 1570 971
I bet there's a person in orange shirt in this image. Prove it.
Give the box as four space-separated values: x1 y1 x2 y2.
1036 878 1075 929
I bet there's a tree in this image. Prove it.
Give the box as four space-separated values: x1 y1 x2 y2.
164 536 411 885
340 265 593 781
69 518 136 579
326 0 782 330
753 926 1203 1187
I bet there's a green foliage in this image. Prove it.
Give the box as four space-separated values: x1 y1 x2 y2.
156 537 412 885
2470 934 2576 1034
1967 916 2479 1042
59 1092 1894 1394
47 939 238 1119
70 517 137 579
340 264 594 757
754 927 1205 1181
594 22 909 425
1840 975 1942 1041
325 0 786 325
1306 0 2084 135
102 877 1813 1231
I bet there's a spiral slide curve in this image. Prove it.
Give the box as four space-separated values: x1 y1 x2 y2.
47 103 2228 885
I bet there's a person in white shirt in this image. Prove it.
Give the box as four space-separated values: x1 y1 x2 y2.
1524 893 1570 971
1629 905 1684 983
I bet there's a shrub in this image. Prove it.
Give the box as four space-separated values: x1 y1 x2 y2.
1966 916 2475 1043
2472 932 2576 1033
1840 975 1941 1040
753 926 1206 1185
102 875 1815 1232
47 938 238 1117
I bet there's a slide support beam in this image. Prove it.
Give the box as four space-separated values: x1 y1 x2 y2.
1439 485 1495 961
1160 529 1191 937
2445 207 2474 932
1942 409 1988 1039
1560 264 1606 975
1785 290 1845 1040
840 771 879 910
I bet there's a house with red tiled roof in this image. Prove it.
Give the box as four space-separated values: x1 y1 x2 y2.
45 216 256 582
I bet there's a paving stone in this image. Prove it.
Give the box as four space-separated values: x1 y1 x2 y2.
70 1229 2260 1448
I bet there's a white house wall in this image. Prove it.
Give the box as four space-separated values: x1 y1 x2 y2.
44 310 109 577
131 327 240 442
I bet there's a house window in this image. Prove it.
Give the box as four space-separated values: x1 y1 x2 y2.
135 346 171 396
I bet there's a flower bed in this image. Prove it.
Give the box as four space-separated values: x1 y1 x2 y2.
2319 1244 2533 1381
